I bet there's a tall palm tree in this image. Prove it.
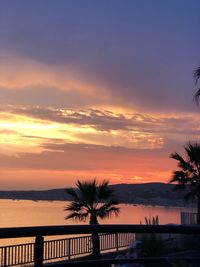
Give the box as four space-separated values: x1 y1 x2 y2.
194 67 200 103
65 179 120 257
170 142 200 224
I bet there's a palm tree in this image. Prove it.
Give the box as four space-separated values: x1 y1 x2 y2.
194 67 200 103
170 142 200 224
65 179 120 258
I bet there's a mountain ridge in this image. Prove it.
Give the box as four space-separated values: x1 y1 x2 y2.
0 183 195 207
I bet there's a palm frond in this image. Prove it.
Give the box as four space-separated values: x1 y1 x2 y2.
193 67 200 104
179 161 194 173
64 201 85 212
170 153 193 172
97 180 115 201
97 199 119 211
65 188 79 201
76 179 98 207
65 179 120 223
97 206 120 219
170 152 184 162
194 89 200 104
170 170 188 183
185 142 200 166
170 142 200 204
194 67 200 85
65 212 88 222
170 152 195 172
96 200 120 219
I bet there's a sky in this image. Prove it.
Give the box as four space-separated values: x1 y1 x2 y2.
0 0 200 189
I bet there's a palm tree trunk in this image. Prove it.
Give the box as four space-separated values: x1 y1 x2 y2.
197 191 200 225
90 214 101 258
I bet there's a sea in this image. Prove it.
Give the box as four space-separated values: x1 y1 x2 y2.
0 199 196 246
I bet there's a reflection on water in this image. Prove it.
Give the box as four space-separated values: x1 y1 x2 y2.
0 199 196 246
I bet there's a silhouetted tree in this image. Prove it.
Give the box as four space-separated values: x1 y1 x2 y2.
170 142 200 224
194 67 200 103
65 179 119 258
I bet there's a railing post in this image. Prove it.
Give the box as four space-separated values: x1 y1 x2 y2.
3 247 7 267
115 233 119 252
68 238 71 260
34 236 44 267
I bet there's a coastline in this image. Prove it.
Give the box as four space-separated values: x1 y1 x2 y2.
0 183 196 208
0 197 196 209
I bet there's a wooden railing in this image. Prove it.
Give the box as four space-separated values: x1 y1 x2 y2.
1 224 200 266
0 231 134 266
0 242 35 266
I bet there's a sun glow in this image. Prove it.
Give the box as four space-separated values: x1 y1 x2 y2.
0 104 196 187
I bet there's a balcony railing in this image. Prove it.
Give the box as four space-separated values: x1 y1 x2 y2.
181 212 197 225
0 233 134 266
0 224 200 266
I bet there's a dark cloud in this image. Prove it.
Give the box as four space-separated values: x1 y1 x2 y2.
0 1 199 112
0 106 134 130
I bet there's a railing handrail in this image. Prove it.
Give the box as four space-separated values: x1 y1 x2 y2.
1 224 200 239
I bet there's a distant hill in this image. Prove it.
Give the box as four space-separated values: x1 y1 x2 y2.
110 183 194 207
0 183 195 207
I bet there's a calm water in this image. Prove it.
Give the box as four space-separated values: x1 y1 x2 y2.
0 199 196 246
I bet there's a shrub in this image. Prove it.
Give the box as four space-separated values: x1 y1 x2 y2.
144 215 159 225
140 233 166 257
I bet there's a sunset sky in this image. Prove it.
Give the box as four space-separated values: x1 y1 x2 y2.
0 0 200 189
